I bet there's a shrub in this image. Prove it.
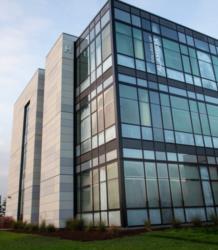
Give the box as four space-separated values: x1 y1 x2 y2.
46 224 56 232
144 220 151 230
24 223 36 232
172 218 182 228
65 218 85 231
191 216 202 227
39 220 47 232
86 222 95 232
13 220 27 230
31 224 39 232
0 216 14 229
97 221 106 232
209 214 218 226
108 225 119 235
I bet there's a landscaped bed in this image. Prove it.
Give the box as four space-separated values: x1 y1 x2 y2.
1 227 218 250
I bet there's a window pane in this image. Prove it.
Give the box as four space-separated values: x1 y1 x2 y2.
139 102 151 126
108 179 120 209
115 8 131 23
159 179 171 207
120 98 140 124
147 179 159 207
125 179 146 207
119 84 137 99
102 24 111 61
172 109 192 133
170 180 183 206
164 48 182 71
116 33 133 56
182 180 203 206
124 161 144 177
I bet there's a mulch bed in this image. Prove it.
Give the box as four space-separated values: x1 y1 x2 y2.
10 228 148 241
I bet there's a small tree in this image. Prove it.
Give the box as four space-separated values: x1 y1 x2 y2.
0 196 6 217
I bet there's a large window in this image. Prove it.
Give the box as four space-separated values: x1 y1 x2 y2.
116 22 133 57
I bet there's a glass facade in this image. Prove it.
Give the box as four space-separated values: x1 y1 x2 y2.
74 0 218 227
18 103 30 220
75 3 121 226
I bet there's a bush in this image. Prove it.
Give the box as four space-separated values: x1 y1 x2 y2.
0 216 14 229
96 221 106 232
144 220 151 230
108 225 119 235
13 220 27 230
46 224 56 232
209 214 218 226
86 222 95 232
191 216 202 227
24 223 37 232
39 220 47 232
172 218 182 228
65 218 85 231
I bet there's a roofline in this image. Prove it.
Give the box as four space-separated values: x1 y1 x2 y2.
118 0 218 43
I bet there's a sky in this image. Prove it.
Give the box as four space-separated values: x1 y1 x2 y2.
1 0 218 198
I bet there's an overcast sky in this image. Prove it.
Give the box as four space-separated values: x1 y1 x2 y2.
1 0 218 197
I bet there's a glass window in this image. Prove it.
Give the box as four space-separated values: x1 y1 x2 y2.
178 32 186 43
138 88 149 102
172 109 192 133
151 104 162 128
82 187 91 211
127 209 148 226
100 182 107 210
132 15 141 27
167 68 184 82
122 124 141 139
170 180 183 206
119 84 137 100
116 23 133 57
202 181 214 206
101 10 110 27
145 162 156 178
117 54 135 68
114 8 131 23
123 148 143 159
125 178 146 207
180 165 199 179
163 38 180 52
96 34 102 66
134 38 144 60
124 161 144 177
81 116 91 141
175 132 194 145
164 48 182 71
102 24 111 61
120 98 139 124
182 180 204 206
108 179 120 209
157 163 168 178
161 26 178 40
119 74 136 85
162 106 173 130
139 102 151 126
105 125 116 142
142 127 153 140
195 38 209 52
171 96 189 110
159 179 171 207
199 60 215 81
147 179 159 207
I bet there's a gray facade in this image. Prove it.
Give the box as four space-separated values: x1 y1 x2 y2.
6 0 218 228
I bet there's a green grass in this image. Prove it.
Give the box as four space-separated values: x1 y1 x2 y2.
0 227 218 250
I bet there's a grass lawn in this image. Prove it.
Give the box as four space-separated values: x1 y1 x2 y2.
0 227 218 250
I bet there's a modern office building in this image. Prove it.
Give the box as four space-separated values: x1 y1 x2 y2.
6 0 218 227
